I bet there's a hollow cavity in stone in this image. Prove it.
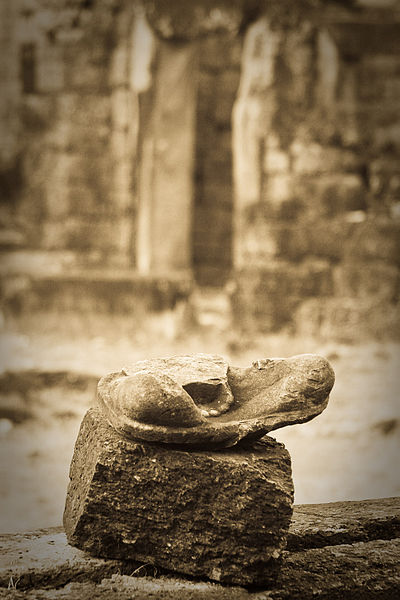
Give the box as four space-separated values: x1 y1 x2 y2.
97 353 335 448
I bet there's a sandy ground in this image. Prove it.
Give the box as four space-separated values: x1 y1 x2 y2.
0 319 399 533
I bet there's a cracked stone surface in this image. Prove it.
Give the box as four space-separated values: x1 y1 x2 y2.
97 353 335 448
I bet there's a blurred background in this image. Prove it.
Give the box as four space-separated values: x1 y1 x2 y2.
0 0 399 533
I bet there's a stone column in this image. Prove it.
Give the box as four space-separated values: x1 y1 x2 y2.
136 37 198 274
232 16 282 269
134 0 245 276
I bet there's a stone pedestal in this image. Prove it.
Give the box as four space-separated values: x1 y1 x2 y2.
63 407 294 587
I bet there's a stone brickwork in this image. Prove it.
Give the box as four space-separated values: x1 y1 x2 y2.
232 1 400 340
1 0 399 339
1 0 138 268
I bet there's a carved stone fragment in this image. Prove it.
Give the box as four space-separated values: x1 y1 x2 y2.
98 353 335 448
65 352 334 585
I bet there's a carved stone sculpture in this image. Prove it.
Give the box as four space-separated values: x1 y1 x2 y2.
64 407 293 586
64 352 335 585
97 353 335 447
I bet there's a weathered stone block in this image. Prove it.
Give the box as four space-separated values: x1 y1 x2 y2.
57 94 110 129
64 407 294 587
264 174 293 203
290 142 360 175
343 219 400 265
333 261 399 301
231 262 334 332
291 173 367 219
304 218 356 262
330 22 400 58
20 96 56 133
64 46 109 90
250 198 302 222
310 173 367 215
235 262 333 299
2 272 192 318
263 134 290 174
295 297 400 342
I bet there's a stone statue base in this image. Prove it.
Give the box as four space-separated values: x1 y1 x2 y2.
63 407 294 587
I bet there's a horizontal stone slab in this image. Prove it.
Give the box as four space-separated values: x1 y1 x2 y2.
1 534 399 599
2 269 192 317
3 497 399 591
288 496 400 551
276 537 400 599
63 407 294 586
0 529 138 590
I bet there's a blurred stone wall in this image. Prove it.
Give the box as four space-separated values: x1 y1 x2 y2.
193 33 241 286
1 0 399 339
231 0 400 340
1 0 138 268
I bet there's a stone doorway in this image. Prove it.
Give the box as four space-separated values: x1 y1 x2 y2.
134 23 242 288
192 33 241 287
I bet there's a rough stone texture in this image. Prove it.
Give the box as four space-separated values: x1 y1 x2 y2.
288 497 400 551
2 540 400 599
274 538 400 600
122 354 234 417
0 577 254 600
63 406 294 586
2 498 400 599
0 529 138 590
98 353 334 447
2 540 400 598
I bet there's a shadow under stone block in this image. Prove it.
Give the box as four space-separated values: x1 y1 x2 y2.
64 407 294 586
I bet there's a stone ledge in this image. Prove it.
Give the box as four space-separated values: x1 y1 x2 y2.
1 539 399 599
1 270 193 316
1 497 399 598
0 528 139 590
288 496 400 550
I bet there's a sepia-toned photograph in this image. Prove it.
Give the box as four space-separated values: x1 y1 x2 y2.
0 0 399 597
